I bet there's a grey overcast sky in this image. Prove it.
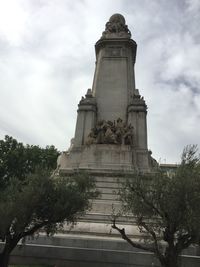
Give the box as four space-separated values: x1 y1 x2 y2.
0 0 200 163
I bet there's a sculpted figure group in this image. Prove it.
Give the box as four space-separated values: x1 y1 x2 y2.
102 13 131 39
86 118 134 146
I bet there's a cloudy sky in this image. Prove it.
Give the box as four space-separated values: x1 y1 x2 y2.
0 0 200 163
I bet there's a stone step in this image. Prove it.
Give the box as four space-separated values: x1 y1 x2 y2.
97 193 119 201
63 220 147 238
97 187 119 194
92 199 121 204
94 176 125 183
24 234 142 252
96 181 120 189
3 240 199 267
90 200 121 213
80 212 135 224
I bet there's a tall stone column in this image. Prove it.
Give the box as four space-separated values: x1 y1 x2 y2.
92 14 137 122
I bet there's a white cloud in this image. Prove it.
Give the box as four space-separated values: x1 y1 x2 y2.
186 0 200 13
0 0 29 45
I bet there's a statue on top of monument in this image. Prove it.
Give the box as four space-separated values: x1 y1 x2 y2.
102 13 131 39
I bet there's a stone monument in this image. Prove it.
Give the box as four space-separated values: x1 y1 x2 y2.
9 15 199 267
55 13 157 238
58 13 155 174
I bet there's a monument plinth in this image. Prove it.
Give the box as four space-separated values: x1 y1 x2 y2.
58 14 154 174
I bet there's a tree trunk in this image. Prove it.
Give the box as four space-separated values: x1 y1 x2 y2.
160 247 180 267
0 238 19 267
162 257 179 267
0 247 11 267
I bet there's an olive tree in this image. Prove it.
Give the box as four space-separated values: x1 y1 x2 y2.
112 145 200 267
0 170 98 267
0 136 98 267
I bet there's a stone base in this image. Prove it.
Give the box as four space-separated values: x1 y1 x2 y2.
5 234 200 267
56 145 154 238
58 144 151 173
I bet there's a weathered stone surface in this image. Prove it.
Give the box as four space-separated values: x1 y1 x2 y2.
93 38 137 123
58 144 151 173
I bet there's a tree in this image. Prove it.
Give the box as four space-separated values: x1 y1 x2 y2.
112 145 200 267
0 135 59 187
0 169 98 267
0 136 99 267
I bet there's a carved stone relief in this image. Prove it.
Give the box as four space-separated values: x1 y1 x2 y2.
86 118 134 146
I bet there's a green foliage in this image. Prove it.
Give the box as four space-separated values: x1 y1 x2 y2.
0 136 98 267
113 145 200 267
0 169 98 267
0 135 59 187
122 145 200 240
0 170 97 242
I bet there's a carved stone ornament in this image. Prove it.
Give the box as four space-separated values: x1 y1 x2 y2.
79 88 96 105
86 118 134 146
101 13 131 39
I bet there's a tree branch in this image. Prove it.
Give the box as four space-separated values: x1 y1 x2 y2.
176 232 196 252
131 184 164 219
21 221 49 238
111 219 155 253
137 218 164 261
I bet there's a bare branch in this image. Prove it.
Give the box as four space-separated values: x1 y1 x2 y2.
111 218 155 253
130 183 164 219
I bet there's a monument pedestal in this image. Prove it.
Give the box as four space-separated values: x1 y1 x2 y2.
59 144 151 173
